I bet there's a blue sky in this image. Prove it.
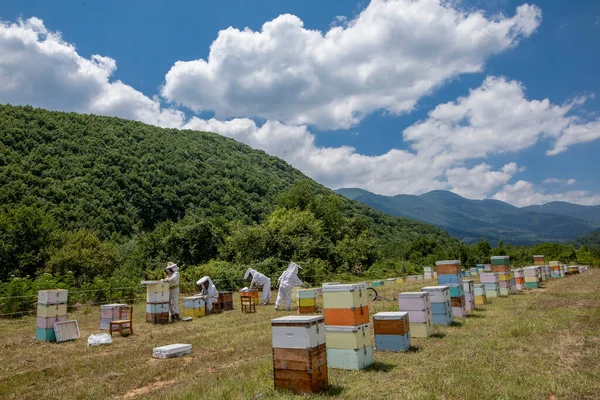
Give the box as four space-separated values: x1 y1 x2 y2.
1 0 599 206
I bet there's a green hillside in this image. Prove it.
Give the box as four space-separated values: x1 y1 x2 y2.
573 229 600 248
337 188 599 245
0 104 455 285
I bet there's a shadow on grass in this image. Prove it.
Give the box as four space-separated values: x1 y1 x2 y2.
450 320 463 327
429 332 446 339
364 361 396 372
465 313 484 319
406 345 421 353
322 385 345 396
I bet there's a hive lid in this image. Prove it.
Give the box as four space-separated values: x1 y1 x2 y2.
153 343 192 354
54 320 80 343
321 282 368 292
421 286 449 291
435 260 461 265
373 311 409 320
140 280 162 285
271 315 324 325
324 323 370 332
101 303 127 308
490 256 510 260
398 291 428 296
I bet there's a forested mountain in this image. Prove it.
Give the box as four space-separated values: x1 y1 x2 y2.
0 104 455 285
336 188 599 245
522 202 600 225
573 229 600 248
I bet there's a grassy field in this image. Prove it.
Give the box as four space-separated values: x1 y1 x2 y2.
1 271 599 400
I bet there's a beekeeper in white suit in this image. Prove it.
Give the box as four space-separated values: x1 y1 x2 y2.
161 262 180 321
275 262 307 311
197 276 219 314
244 267 271 305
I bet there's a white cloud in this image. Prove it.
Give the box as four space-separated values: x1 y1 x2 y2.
445 162 523 198
0 17 186 128
542 177 577 185
547 120 600 155
492 180 600 207
1 14 598 207
162 0 541 130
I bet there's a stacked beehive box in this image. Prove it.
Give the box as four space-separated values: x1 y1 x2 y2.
100 303 127 329
395 277 404 284
371 280 385 287
469 267 479 276
406 275 418 282
417 275 424 281
183 296 206 318
423 267 434 280
322 283 372 370
549 261 561 278
480 273 500 298
533 255 545 266
490 256 512 297
36 289 68 342
523 267 540 289
219 291 234 311
436 260 462 285
398 292 434 337
463 269 471 277
241 288 260 305
545 266 552 280
421 286 453 326
144 281 170 324
484 264 492 272
385 278 396 286
271 315 327 394
435 260 465 317
476 264 485 274
473 284 487 306
297 288 317 314
462 280 475 311
568 266 580 275
373 312 411 352
512 269 525 291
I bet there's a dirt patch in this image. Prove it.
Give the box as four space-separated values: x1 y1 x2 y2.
120 379 177 399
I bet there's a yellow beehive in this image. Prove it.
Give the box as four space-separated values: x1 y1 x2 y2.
475 295 486 306
37 303 67 318
324 324 370 349
322 283 368 309
183 307 205 318
298 298 317 307
410 321 433 338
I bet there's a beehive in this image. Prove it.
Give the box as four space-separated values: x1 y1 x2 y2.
371 280 385 287
476 264 485 274
423 267 435 280
373 312 411 352
447 284 466 317
480 273 500 298
100 303 128 329
219 291 234 311
512 269 525 291
141 281 170 324
533 255 545 266
549 261 561 279
297 289 318 314
36 289 68 342
421 286 453 326
462 280 475 311
183 296 206 318
469 267 479 276
271 315 327 393
322 283 372 370
406 275 418 281
523 266 541 289
385 278 396 285
397 292 433 337
473 283 487 306
240 289 260 305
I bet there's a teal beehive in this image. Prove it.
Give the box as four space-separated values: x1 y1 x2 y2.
327 346 373 370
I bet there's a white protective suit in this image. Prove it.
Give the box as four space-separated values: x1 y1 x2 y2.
275 262 304 309
244 268 271 305
197 276 219 313
162 262 180 318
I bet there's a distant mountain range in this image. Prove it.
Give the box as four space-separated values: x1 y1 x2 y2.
336 188 600 245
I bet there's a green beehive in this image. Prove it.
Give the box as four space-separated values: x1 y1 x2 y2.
490 256 510 266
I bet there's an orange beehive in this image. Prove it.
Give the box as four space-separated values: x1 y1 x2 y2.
298 305 317 314
435 263 461 275
373 316 410 335
324 306 369 326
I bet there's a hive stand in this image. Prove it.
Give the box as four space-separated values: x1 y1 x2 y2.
241 295 256 313
109 306 133 337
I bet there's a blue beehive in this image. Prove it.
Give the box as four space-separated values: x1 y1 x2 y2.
375 333 411 352
437 274 462 285
327 346 373 370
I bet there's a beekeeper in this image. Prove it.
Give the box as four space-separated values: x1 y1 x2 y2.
244 267 271 305
161 262 180 321
197 276 219 314
275 262 307 311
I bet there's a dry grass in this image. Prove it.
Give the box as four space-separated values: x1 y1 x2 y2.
1 271 600 399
